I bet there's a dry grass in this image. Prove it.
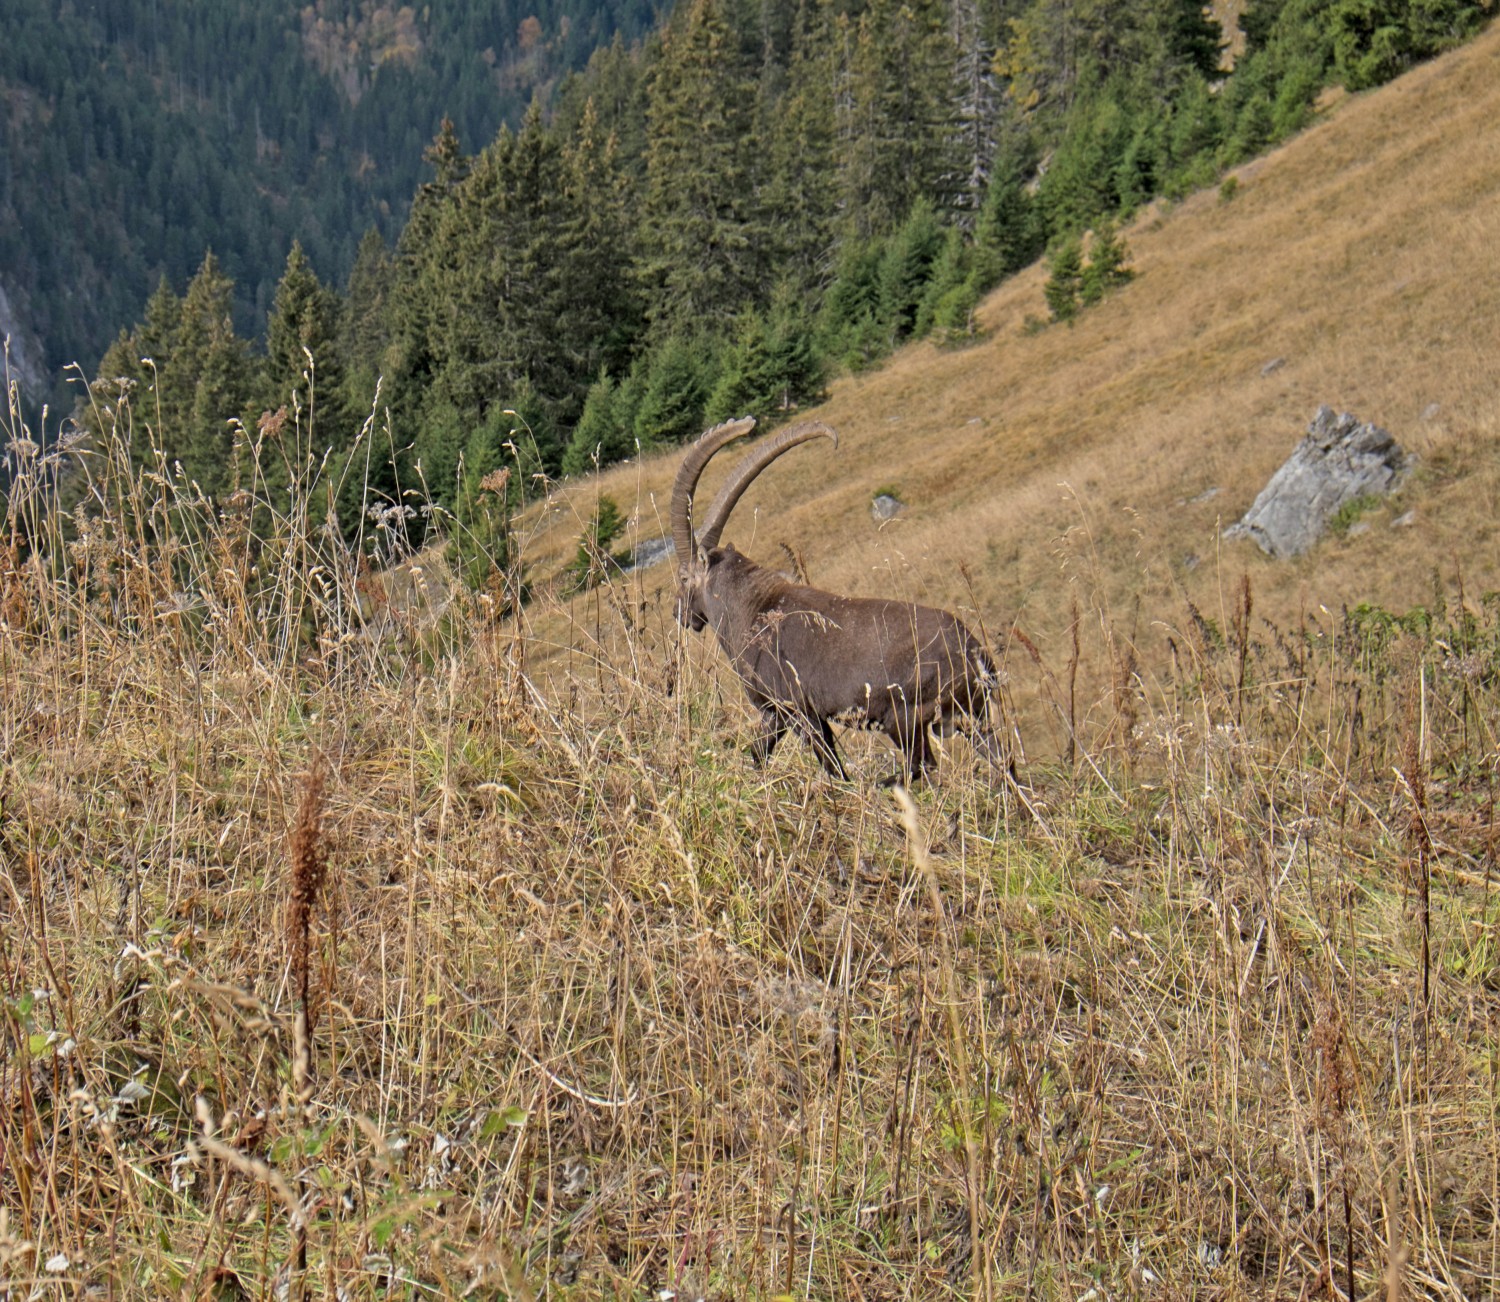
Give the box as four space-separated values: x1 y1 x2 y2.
6 27 1500 1302
4 391 1500 1302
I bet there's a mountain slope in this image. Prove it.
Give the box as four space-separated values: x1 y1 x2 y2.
525 17 1500 704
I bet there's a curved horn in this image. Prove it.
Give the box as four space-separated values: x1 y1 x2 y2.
696 421 838 551
671 417 757 565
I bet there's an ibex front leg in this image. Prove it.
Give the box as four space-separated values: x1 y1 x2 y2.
796 714 848 780
748 704 848 780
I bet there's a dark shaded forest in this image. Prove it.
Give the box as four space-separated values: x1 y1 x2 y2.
38 0 1496 583
0 0 661 399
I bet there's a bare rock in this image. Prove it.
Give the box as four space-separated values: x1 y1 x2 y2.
626 536 675 572
871 493 904 522
1223 407 1410 558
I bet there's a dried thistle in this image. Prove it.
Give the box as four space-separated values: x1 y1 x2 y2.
1311 997 1353 1124
258 406 290 442
286 755 329 1031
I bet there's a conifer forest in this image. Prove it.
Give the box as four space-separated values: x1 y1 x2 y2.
2 0 1485 571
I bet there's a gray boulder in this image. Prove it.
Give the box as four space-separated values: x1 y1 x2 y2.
871 493 904 522
625 536 676 572
1223 407 1410 558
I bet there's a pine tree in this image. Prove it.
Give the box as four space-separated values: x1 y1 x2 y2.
819 237 888 370
633 334 720 448
557 100 642 393
412 107 558 477
1079 222 1134 304
704 297 823 426
913 227 974 339
1043 236 1083 321
414 100 633 481
878 199 946 344
82 275 185 467
760 0 838 292
553 33 651 172
562 371 639 477
974 138 1046 279
385 119 470 426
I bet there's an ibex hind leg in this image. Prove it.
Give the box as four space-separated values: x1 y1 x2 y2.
881 722 934 788
747 711 788 768
752 708 848 780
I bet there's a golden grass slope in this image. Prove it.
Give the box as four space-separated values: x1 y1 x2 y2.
529 18 1500 687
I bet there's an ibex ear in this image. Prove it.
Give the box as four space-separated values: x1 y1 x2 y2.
696 543 710 567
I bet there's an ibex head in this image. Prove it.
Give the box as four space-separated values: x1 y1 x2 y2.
670 418 838 631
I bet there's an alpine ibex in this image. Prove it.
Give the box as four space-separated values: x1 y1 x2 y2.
672 417 1012 785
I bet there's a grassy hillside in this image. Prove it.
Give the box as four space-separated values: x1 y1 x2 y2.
526 14 1500 712
3 22 1499 1302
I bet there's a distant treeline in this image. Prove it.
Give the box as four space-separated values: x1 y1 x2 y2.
71 0 1490 580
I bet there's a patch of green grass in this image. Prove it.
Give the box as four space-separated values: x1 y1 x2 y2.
1329 491 1385 535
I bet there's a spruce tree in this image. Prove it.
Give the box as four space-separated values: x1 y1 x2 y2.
558 100 642 394
1043 236 1083 321
633 334 719 448
878 199 946 343
171 252 250 498
913 227 975 340
385 119 470 431
974 139 1045 279
562 372 637 477
340 227 393 418
819 237 888 370
761 0 838 293
261 241 348 445
834 0 963 241
640 0 763 334
82 275 185 468
704 293 824 426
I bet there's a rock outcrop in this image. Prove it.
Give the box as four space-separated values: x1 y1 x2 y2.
1223 407 1410 558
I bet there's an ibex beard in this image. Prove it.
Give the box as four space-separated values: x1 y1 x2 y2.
672 418 1014 786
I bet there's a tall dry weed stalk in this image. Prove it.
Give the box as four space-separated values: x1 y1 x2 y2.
1232 573 1252 725
285 753 329 1299
1312 995 1357 1302
1400 659 1432 1012
1065 596 1080 772
287 753 330 1098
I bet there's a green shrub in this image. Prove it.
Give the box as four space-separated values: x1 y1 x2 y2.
564 494 631 592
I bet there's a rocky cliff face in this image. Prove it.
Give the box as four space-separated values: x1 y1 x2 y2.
0 281 48 403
